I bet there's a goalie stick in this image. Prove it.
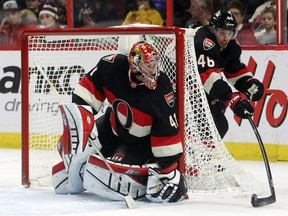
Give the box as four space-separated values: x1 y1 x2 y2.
93 144 137 209
247 114 276 207
34 60 63 101
34 60 136 209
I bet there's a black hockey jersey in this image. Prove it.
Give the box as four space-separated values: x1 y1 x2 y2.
72 53 183 169
194 26 254 103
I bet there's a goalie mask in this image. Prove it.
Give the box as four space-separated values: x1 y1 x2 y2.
128 41 160 90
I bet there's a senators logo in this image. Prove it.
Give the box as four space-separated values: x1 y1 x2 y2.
103 54 117 63
165 91 175 107
203 38 215 51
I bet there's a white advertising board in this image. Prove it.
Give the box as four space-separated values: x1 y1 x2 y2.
0 49 287 144
224 50 288 145
0 51 21 132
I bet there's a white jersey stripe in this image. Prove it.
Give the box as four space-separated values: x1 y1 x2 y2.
74 85 103 112
227 72 253 86
152 142 183 157
203 72 222 94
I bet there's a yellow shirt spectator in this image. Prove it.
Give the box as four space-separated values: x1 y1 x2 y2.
122 0 163 26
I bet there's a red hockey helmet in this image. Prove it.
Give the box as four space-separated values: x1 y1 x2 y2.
128 41 159 90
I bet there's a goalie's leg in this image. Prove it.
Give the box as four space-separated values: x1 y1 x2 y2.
52 103 102 194
83 154 148 200
52 161 86 194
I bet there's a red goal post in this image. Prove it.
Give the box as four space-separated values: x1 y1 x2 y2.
21 26 263 196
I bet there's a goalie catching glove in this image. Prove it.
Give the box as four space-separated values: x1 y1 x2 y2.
146 164 187 203
225 92 254 119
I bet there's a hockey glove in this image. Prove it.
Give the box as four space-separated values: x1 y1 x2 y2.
146 167 187 203
242 78 264 101
225 93 254 119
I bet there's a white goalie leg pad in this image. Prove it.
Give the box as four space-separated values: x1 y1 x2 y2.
83 154 148 200
58 103 102 160
52 161 85 194
58 103 102 192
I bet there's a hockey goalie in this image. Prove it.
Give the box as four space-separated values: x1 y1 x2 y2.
52 41 187 203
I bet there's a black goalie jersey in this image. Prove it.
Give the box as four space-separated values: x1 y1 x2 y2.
72 53 183 169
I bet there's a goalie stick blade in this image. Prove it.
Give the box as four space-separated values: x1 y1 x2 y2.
124 195 137 209
251 193 276 207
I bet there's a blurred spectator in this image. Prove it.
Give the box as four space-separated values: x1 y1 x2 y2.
76 0 117 27
255 6 276 44
173 0 191 27
227 0 256 45
55 0 66 8
25 0 42 20
73 0 85 27
239 0 266 21
219 0 264 21
55 4 66 25
249 0 276 32
122 0 163 26
54 0 67 25
36 3 67 28
0 11 8 45
15 0 27 9
0 0 36 46
185 0 213 28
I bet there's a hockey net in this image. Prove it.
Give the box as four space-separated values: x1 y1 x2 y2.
21 26 263 196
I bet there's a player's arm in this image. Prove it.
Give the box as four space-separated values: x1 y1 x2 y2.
198 54 255 118
223 42 264 102
145 82 187 202
149 85 183 170
72 57 107 114
197 51 232 103
225 66 264 102
204 70 255 118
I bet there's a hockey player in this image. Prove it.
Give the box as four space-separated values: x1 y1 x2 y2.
52 41 187 203
194 10 264 138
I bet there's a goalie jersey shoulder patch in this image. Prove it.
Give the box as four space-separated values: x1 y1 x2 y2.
103 54 118 63
165 91 175 107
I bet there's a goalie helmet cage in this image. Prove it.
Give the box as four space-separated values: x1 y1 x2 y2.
21 26 263 197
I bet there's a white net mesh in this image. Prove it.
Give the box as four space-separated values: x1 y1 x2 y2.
22 26 263 196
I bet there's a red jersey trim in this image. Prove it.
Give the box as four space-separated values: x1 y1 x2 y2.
223 65 250 79
200 68 221 84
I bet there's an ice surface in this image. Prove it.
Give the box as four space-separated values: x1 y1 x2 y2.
0 149 287 216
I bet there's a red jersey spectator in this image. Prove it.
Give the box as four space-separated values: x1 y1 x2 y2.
1 0 36 46
0 9 9 45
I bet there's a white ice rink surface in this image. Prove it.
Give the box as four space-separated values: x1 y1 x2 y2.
0 148 288 216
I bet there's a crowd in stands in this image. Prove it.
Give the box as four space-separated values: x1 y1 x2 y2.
0 0 67 45
0 0 280 46
185 0 214 28
122 0 164 26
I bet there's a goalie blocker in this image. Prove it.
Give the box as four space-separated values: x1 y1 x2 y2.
52 103 187 203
